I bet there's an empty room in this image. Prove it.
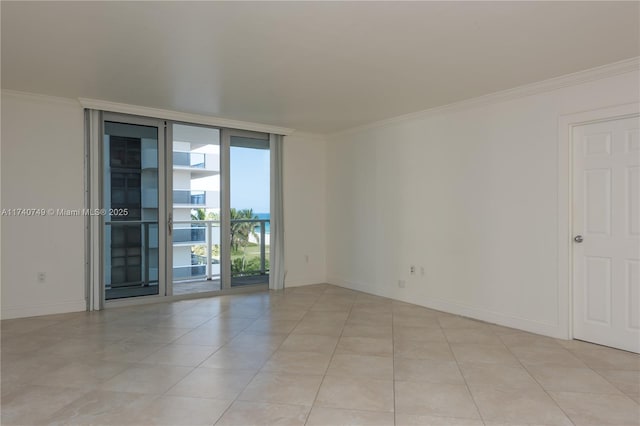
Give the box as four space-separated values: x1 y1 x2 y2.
1 1 639 425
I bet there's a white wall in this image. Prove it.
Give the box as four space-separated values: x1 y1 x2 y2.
325 69 640 338
1 91 86 319
283 133 327 287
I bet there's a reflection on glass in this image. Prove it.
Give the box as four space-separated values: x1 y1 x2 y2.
104 121 159 300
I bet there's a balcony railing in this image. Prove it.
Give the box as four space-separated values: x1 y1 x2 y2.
172 219 269 283
173 227 206 244
104 220 159 293
173 190 206 205
173 151 206 168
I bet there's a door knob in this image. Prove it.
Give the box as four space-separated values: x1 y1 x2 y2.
574 235 583 243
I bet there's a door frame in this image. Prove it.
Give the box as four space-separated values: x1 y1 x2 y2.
557 102 640 340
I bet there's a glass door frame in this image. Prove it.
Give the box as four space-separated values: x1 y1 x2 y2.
100 112 168 308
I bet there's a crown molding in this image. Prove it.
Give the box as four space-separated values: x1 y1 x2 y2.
331 57 640 138
1 89 82 107
2 90 295 135
78 98 294 135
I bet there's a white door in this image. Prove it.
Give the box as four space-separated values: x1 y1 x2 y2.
573 115 640 353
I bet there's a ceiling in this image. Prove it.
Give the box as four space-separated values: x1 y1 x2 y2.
2 1 638 133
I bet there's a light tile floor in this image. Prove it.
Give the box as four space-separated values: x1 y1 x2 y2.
1 284 639 426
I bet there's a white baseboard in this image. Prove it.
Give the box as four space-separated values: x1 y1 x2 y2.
285 278 328 288
327 276 565 339
1 299 86 320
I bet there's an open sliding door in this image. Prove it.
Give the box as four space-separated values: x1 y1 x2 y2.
168 123 223 295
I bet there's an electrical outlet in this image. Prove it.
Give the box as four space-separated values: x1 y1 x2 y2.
410 265 415 275
37 272 46 283
398 280 406 288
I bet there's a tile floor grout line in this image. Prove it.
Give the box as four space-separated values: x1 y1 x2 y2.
500 334 579 426
561 345 640 404
442 323 487 426
577 365 640 402
160 305 268 408
304 287 356 426
210 287 315 425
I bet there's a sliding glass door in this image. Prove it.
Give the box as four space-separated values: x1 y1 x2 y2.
99 114 270 303
168 127 270 292
102 114 165 300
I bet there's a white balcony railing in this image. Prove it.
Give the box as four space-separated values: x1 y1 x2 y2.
172 219 269 282
173 151 220 172
172 190 220 209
